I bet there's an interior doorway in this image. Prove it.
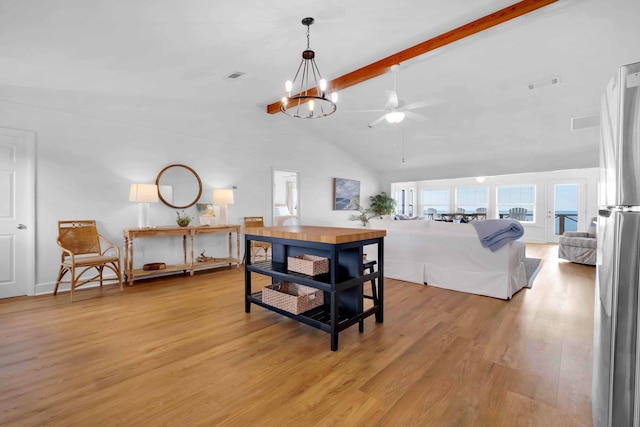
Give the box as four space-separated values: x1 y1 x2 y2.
0 127 36 298
272 169 300 226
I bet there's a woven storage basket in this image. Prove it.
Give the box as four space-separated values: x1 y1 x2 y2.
262 282 324 315
287 254 329 276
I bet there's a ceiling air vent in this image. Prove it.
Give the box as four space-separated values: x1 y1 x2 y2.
571 114 600 130
227 71 245 79
528 76 561 90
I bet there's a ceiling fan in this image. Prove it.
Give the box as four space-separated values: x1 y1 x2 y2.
364 64 440 128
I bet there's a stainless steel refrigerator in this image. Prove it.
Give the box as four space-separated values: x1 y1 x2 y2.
593 61 640 427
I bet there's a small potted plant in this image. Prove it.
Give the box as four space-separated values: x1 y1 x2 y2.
349 203 374 227
369 192 396 218
176 210 192 227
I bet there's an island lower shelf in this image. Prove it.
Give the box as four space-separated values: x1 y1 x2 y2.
247 291 380 333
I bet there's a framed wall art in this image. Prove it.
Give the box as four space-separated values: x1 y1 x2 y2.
333 178 360 210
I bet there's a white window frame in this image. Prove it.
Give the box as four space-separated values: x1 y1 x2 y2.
496 184 536 222
455 186 489 213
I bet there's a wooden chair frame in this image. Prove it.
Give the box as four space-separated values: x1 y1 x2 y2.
243 216 271 263
55 220 123 301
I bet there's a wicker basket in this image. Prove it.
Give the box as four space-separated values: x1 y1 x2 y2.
262 282 324 315
287 254 329 276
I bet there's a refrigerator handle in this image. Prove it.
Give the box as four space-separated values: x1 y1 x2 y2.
599 208 612 217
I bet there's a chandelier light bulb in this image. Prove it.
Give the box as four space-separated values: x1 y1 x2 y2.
319 78 327 91
285 80 292 94
331 92 338 103
308 99 315 112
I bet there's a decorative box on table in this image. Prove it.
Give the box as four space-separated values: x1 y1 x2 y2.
262 282 324 315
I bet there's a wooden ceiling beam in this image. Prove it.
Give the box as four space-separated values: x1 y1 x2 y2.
267 0 558 114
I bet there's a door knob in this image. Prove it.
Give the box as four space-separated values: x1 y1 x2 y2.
16 224 26 230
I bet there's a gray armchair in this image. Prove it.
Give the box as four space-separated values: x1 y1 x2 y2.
558 217 597 265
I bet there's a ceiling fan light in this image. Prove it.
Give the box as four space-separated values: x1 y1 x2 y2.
385 111 405 123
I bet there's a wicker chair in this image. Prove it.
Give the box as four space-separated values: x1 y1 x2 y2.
55 220 123 301
244 216 271 263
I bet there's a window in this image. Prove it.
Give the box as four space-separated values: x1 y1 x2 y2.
408 190 414 217
422 189 449 214
396 189 405 215
497 185 536 221
455 187 488 213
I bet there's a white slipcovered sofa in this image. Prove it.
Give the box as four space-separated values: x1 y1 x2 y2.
366 218 528 300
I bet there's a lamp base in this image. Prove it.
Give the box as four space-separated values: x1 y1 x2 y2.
219 205 228 225
138 203 150 228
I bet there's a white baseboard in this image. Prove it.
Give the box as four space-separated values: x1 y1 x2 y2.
36 273 122 296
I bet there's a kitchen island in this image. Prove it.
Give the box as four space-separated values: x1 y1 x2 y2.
244 225 385 351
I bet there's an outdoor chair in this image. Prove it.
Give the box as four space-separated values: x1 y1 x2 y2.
508 207 528 221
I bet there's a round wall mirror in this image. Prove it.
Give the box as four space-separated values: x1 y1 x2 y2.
155 164 202 209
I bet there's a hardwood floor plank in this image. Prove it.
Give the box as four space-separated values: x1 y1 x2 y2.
0 244 595 426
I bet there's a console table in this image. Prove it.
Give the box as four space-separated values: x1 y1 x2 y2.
123 224 240 286
244 225 385 351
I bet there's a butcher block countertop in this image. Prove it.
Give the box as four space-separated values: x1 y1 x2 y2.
243 225 386 244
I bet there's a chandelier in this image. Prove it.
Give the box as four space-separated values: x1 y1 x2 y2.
280 17 337 118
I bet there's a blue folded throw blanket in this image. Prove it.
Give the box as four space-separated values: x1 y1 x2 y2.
470 219 524 252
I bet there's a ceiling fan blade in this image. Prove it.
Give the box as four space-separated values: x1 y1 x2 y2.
367 115 387 128
403 99 442 110
404 111 427 122
385 90 399 109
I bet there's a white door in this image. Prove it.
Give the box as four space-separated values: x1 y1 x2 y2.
546 179 586 243
0 128 36 298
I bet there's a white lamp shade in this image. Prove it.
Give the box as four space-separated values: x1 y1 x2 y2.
129 183 159 203
213 189 234 205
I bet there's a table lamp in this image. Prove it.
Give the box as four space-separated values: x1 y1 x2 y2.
213 188 234 225
129 183 159 228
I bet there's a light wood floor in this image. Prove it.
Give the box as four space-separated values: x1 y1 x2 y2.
0 244 595 426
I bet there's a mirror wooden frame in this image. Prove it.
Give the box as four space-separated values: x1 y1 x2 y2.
155 164 203 209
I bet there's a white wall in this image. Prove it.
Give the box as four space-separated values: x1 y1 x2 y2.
390 168 599 243
0 101 381 295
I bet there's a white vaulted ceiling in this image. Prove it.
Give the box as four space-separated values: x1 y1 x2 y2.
0 0 637 180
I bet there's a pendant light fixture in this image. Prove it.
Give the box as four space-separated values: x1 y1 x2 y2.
280 17 337 119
